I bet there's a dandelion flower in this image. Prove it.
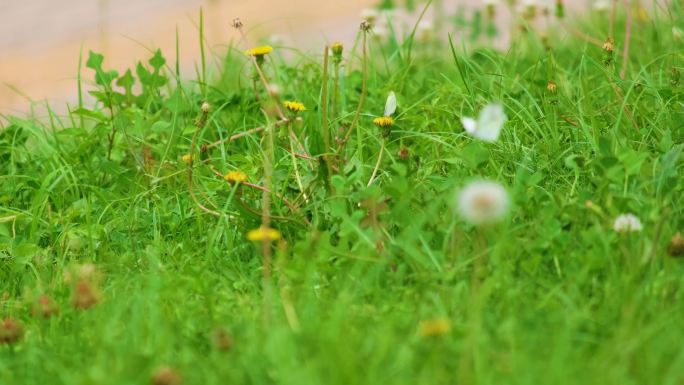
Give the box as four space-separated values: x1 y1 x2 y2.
224 170 248 184
283 100 306 113
418 318 451 337
457 180 510 225
373 116 394 127
331 41 344 56
461 103 507 143
613 213 643 233
247 226 282 242
181 154 192 164
244 45 273 57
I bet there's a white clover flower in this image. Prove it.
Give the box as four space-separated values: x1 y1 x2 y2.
613 214 643 233
456 180 510 225
461 103 507 143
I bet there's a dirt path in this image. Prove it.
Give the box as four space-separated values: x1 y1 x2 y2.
0 0 375 116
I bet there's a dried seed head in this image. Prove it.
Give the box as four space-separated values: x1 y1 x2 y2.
360 20 372 32
231 18 243 29
667 232 684 258
398 146 410 160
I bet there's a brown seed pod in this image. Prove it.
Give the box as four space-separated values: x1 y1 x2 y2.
151 366 182 385
667 232 684 258
0 318 24 345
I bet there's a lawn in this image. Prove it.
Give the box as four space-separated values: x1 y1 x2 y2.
1 2 683 384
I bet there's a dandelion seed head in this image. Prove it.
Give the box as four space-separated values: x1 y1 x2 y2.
613 213 643 233
456 181 510 225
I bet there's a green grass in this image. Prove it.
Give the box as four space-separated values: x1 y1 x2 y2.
1 3 683 384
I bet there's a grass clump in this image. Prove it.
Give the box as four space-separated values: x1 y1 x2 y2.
0 2 683 384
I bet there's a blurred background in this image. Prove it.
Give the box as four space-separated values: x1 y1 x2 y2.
0 0 377 115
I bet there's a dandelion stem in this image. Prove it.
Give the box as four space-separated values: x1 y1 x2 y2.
321 46 333 184
188 106 221 217
342 28 368 150
367 139 385 187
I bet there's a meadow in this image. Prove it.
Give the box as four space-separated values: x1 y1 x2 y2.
1 1 683 384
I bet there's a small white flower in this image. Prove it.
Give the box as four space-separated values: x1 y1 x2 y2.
461 103 507 143
384 91 397 117
456 180 510 225
613 214 643 233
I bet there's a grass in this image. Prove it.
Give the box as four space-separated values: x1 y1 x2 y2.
1 2 683 384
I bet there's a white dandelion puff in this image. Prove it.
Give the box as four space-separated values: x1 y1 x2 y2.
456 180 510 225
613 214 643 233
461 103 507 143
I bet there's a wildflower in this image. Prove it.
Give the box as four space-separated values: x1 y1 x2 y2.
373 116 394 127
0 318 24 345
151 366 182 385
181 154 192 164
247 226 282 242
461 102 507 143
667 232 684 258
283 100 306 113
32 295 58 318
612 213 643 234
331 41 344 63
224 170 248 184
602 37 614 52
418 318 451 337
547 80 557 93
201 102 210 113
456 180 510 225
244 45 273 57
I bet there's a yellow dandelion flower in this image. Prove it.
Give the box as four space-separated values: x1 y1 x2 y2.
283 101 306 113
246 226 282 242
418 318 451 338
373 116 394 127
244 45 273 57
224 170 248 184
181 154 192 163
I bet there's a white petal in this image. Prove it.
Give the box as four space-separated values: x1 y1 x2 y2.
461 117 477 135
384 91 397 117
475 103 506 142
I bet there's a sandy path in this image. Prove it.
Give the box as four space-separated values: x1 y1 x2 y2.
0 0 375 116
